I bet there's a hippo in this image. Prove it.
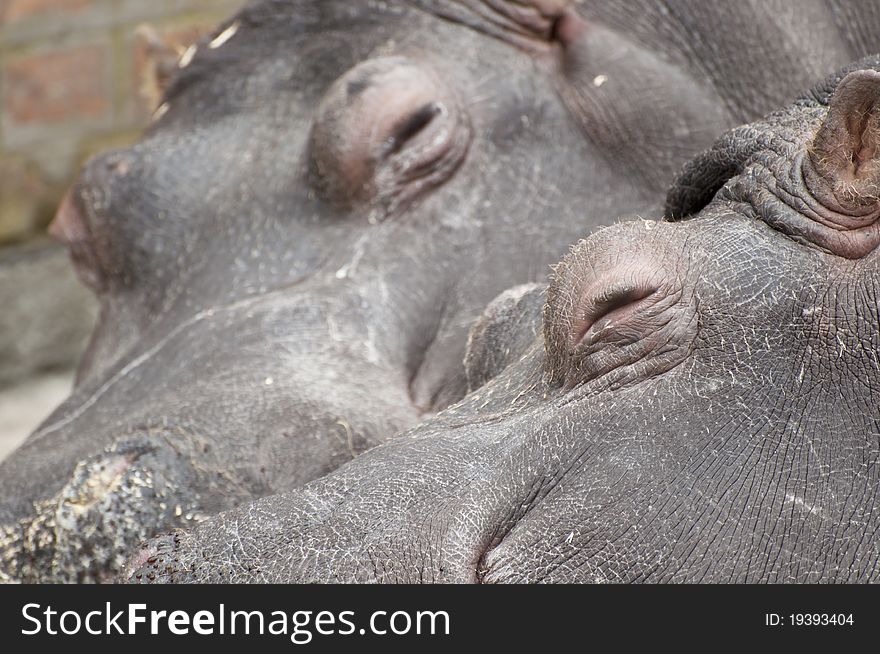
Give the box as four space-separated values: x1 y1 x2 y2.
2 0 878 583
128 58 880 583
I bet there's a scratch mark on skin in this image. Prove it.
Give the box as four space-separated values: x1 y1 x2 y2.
326 313 342 343
363 324 382 365
152 102 169 122
335 233 371 280
336 419 356 458
209 21 240 50
836 333 847 359
178 44 197 68
784 493 823 517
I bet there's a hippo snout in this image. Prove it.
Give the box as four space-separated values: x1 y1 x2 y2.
0 434 199 583
123 530 195 584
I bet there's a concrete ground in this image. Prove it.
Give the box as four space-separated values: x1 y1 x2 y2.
0 371 72 462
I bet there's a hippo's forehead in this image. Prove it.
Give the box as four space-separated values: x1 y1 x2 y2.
155 2 409 124
151 0 546 130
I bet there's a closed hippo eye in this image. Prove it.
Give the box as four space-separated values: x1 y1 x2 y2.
382 102 443 156
570 282 661 348
310 56 472 219
545 232 699 391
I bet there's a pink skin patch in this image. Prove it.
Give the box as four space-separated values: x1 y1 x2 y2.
552 8 588 46
123 542 159 578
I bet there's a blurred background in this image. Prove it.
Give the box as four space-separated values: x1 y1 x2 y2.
0 0 245 460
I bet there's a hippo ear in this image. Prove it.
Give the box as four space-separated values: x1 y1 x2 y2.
135 25 187 113
667 64 880 222
806 70 880 212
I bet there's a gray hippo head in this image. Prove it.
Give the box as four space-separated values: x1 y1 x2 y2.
0 0 740 583
5 0 880 583
126 59 880 583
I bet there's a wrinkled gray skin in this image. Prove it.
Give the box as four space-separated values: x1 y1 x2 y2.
2 0 878 583
129 58 880 584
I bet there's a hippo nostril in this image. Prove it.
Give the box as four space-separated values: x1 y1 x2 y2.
81 149 135 191
103 155 131 177
571 284 660 348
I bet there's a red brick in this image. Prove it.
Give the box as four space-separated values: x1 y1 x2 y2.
4 45 108 125
3 0 91 23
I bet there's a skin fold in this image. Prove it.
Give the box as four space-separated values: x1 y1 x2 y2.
2 0 879 583
128 58 880 584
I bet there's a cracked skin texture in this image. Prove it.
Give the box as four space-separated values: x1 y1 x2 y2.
5 1 880 582
128 60 880 584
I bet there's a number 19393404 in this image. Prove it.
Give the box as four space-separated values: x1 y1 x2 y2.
765 614 854 627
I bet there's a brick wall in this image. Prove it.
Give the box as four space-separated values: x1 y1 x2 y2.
0 0 246 244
